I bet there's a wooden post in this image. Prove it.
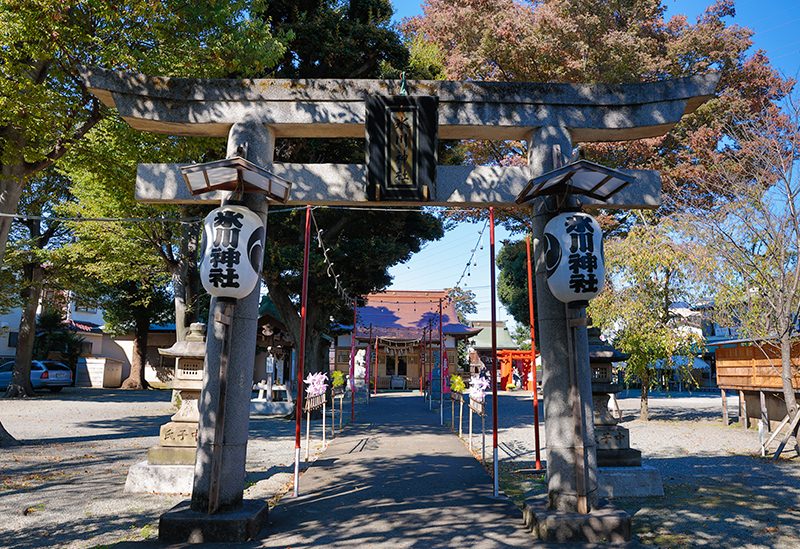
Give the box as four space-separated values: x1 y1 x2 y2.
469 408 473 452
760 391 770 432
721 389 728 426
482 413 486 464
305 409 311 461
773 408 800 460
331 397 335 438
322 401 327 447
740 390 750 429
459 399 464 438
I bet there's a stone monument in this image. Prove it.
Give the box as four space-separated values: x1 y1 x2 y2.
124 323 206 494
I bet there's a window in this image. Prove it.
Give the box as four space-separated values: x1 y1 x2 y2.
0 362 13 373
7 332 18 348
80 341 93 356
397 357 407 376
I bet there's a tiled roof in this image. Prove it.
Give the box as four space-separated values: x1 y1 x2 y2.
352 290 481 341
67 319 103 334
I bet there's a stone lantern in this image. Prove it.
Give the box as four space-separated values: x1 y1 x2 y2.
589 327 663 497
588 327 640 467
124 323 206 494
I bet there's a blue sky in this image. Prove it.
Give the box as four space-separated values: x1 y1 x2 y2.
386 1 800 328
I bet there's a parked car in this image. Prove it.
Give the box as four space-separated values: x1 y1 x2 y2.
0 360 73 392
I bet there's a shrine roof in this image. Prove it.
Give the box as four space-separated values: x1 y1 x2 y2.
468 321 518 350
351 290 481 341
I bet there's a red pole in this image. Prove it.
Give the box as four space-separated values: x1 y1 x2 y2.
367 323 372 405
489 206 499 497
428 318 433 407
439 297 444 426
373 336 379 396
350 300 357 423
293 205 312 497
419 328 425 393
526 234 543 471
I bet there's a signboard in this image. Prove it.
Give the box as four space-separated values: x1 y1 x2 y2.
366 95 438 201
543 212 605 304
303 393 325 413
200 204 265 299
469 397 485 417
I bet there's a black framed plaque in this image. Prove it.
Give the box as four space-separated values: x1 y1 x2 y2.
366 95 438 201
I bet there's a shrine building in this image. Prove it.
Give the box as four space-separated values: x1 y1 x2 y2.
332 290 481 391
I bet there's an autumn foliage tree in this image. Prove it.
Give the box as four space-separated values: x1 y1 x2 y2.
682 99 800 420
409 1 795 408
408 0 791 209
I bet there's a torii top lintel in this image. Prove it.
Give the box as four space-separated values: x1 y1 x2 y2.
82 68 719 143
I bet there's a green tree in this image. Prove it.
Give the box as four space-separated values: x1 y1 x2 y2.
496 239 533 325
99 280 173 389
248 1 446 378
3 171 72 398
32 308 85 383
588 223 703 420
445 286 477 323
58 117 216 342
0 0 287 265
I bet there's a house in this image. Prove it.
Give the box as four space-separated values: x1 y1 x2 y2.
0 290 177 388
332 290 481 391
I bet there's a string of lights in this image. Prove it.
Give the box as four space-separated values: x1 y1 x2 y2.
309 207 356 308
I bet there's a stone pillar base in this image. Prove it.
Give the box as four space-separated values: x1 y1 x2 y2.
159 499 268 543
597 465 664 498
124 461 194 494
523 502 631 543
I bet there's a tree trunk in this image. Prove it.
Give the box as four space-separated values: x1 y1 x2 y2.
6 263 44 398
172 217 201 341
0 169 25 265
780 335 798 418
173 271 188 342
640 380 650 421
121 316 150 389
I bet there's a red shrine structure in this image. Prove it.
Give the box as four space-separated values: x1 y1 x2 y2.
332 290 481 391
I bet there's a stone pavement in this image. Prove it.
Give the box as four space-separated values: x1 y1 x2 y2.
259 392 533 548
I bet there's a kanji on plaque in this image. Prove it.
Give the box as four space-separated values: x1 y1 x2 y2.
200 204 265 299
543 212 605 304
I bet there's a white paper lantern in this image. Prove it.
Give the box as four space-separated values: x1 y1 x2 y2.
200 204 265 299
543 212 604 304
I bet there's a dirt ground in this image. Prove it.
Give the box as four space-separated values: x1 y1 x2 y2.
489 390 800 548
1 388 799 548
0 388 331 548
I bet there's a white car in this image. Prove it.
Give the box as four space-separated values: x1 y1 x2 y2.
0 360 73 392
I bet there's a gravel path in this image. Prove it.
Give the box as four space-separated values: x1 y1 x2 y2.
0 388 334 548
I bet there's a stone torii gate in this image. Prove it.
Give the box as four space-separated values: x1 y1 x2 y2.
83 68 718 542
